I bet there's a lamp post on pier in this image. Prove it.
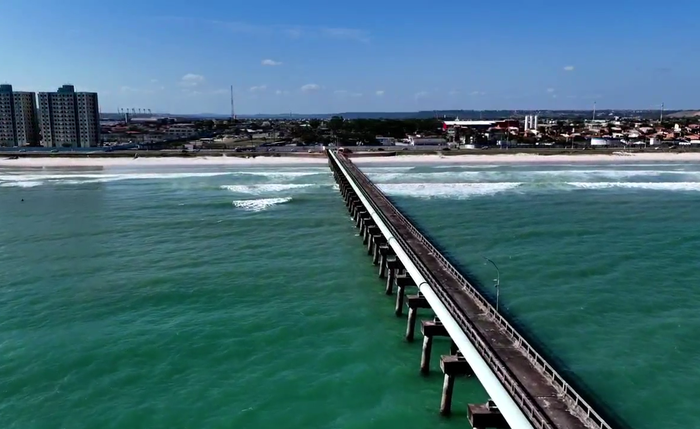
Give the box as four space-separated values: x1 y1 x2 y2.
483 256 501 313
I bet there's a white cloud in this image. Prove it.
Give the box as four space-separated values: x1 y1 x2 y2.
261 59 282 66
335 89 362 97
286 27 302 38
120 86 156 94
160 17 371 43
470 90 486 96
249 85 267 92
275 89 290 95
150 79 159 83
181 89 202 96
301 83 320 92
448 89 460 96
320 27 370 43
375 90 385 96
563 66 575 71
180 73 205 87
414 91 429 99
546 88 555 93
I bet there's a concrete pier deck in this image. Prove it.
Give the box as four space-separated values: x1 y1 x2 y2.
328 150 622 429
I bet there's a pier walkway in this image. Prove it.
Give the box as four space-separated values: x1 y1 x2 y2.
328 150 618 429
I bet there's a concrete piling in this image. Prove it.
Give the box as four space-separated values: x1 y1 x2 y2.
405 293 430 342
468 400 509 429
394 284 406 316
419 319 449 374
440 354 475 416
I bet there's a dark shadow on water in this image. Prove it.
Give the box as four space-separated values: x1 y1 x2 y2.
390 197 633 429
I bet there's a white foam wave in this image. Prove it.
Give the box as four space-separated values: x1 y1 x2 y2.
368 169 690 184
232 197 292 211
236 171 323 178
567 182 700 191
0 172 231 185
0 181 42 188
378 182 521 198
221 184 315 194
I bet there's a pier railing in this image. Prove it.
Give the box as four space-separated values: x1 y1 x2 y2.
336 153 613 429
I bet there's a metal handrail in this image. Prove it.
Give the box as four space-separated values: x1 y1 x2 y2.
334 153 612 429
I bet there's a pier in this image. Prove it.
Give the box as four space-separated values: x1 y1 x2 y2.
327 150 618 429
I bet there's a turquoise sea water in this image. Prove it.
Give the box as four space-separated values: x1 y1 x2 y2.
2 161 700 428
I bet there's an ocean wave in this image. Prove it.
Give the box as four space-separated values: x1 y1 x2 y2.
567 182 700 191
221 184 316 194
232 197 292 211
367 169 694 184
234 171 325 179
375 180 700 199
378 182 521 198
0 172 232 185
0 181 43 188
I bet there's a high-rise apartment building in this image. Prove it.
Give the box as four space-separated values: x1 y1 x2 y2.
38 85 100 148
0 84 39 147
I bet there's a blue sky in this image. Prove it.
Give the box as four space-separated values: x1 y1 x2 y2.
2 0 698 114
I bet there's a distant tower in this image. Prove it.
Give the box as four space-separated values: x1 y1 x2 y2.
660 102 665 122
593 102 597 121
533 115 539 129
230 85 236 121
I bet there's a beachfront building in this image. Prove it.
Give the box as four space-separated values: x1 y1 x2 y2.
165 123 198 139
39 85 100 148
406 135 447 145
0 84 40 147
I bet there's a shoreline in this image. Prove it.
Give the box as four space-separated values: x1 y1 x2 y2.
2 152 700 168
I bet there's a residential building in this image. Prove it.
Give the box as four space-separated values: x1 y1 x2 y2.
165 123 198 138
13 92 39 146
38 85 100 147
0 85 14 146
0 84 40 147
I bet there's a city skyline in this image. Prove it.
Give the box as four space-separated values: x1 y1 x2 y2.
0 84 100 147
3 0 699 114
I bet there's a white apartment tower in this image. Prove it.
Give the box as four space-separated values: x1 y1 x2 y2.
0 84 40 146
38 85 100 147
523 115 539 131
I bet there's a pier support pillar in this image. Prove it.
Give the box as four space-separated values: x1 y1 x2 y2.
367 232 381 254
394 285 405 316
356 212 367 228
439 354 475 416
377 247 392 278
420 319 450 374
395 273 416 315
421 334 433 375
440 373 456 416
370 236 386 262
363 225 377 245
384 260 402 295
385 267 395 295
405 293 430 342
468 400 509 429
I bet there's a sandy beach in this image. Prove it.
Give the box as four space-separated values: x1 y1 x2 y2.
1 152 700 168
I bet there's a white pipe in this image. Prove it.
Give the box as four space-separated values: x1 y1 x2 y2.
331 151 535 429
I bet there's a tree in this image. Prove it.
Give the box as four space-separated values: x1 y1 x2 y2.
328 116 344 133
